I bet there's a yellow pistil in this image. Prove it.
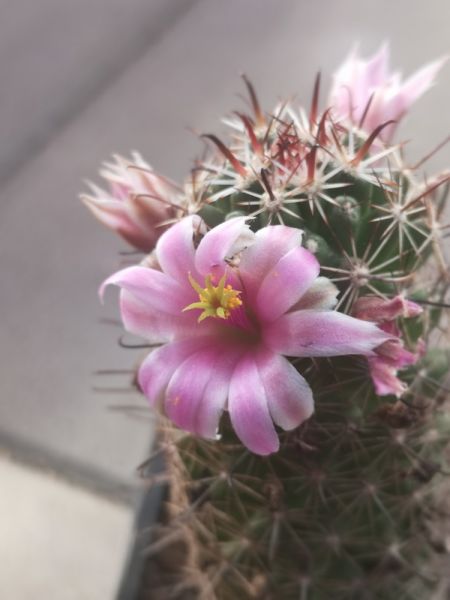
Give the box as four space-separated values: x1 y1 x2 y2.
183 273 242 322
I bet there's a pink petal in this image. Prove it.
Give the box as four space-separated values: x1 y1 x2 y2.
101 266 202 341
330 48 367 122
402 300 423 318
292 277 338 311
353 295 423 322
376 340 417 368
138 337 215 406
238 225 302 303
256 350 314 430
119 290 201 342
82 195 156 251
165 345 242 439
164 347 219 435
109 182 130 201
156 215 204 282
400 57 446 107
128 193 171 231
256 246 319 322
363 90 395 139
199 349 244 438
228 353 279 455
115 225 159 253
82 195 128 229
379 320 400 337
195 217 253 280
100 266 189 314
368 357 406 397
365 43 389 88
263 310 389 357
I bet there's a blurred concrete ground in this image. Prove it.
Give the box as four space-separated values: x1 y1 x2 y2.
0 0 448 598
0 455 132 599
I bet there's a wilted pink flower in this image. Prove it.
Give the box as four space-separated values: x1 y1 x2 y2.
82 153 181 252
353 295 423 397
102 217 388 455
329 44 445 142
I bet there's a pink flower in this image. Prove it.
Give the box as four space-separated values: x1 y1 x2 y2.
353 295 423 397
82 153 180 252
102 217 388 455
329 44 445 142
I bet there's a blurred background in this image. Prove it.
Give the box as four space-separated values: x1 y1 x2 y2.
0 1 448 598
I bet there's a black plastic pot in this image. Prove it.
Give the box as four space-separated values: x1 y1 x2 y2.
115 454 166 600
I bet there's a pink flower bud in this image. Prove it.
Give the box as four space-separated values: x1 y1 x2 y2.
82 153 182 252
329 44 446 142
353 295 423 322
353 295 423 397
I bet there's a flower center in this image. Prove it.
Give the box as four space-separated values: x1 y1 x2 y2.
183 273 242 322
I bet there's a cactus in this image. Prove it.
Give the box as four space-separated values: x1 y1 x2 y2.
83 47 450 599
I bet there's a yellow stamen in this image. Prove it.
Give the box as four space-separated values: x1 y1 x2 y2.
183 273 242 322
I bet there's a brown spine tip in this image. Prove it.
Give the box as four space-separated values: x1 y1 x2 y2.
201 134 247 177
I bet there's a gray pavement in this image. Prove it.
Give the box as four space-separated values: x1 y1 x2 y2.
0 1 449 597
0 455 132 599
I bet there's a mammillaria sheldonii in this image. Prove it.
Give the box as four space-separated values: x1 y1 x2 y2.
83 45 450 599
